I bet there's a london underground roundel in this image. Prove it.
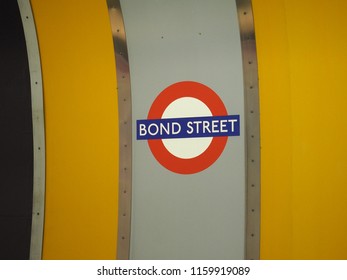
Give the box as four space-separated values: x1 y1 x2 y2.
137 81 240 174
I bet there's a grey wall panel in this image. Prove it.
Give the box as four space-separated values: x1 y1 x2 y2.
121 0 247 259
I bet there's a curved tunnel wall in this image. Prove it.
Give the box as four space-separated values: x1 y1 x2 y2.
1 0 346 259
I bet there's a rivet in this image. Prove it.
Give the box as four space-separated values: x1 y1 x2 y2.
250 85 253 89
124 121 127 125
161 36 164 39
123 213 126 217
243 12 247 15
26 16 29 19
251 184 255 187
38 147 41 150
123 98 127 102
37 212 40 216
251 234 254 237
248 61 252 64
251 159 255 163
124 144 127 148
117 29 120 33
251 110 254 113
251 209 255 212
123 190 127 194
251 135 254 138
121 236 125 240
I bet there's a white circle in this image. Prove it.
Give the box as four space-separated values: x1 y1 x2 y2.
161 97 213 159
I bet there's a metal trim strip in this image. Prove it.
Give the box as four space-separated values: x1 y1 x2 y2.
17 0 46 260
236 0 261 259
107 0 132 260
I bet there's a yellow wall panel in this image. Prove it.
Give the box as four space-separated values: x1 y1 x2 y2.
254 0 347 259
286 0 347 259
252 0 293 259
31 0 119 259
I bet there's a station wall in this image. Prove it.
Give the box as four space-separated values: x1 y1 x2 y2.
27 0 347 259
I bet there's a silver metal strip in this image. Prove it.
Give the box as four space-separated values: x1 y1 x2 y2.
236 0 261 260
107 0 132 260
17 0 46 260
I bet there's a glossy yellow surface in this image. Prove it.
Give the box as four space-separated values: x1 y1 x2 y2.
253 0 347 259
31 0 119 259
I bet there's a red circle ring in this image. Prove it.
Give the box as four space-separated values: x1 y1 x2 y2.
148 81 228 174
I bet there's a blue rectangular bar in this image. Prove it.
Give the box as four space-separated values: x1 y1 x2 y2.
137 115 240 140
